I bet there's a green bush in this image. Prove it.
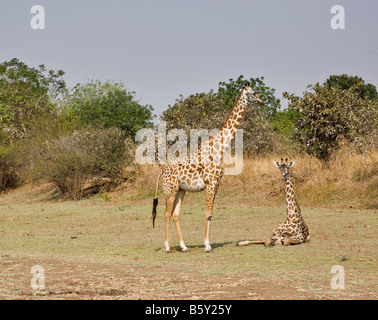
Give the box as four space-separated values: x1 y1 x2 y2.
284 83 377 161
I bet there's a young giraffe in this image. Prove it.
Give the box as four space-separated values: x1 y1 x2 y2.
152 85 264 253
237 158 310 247
266 158 311 246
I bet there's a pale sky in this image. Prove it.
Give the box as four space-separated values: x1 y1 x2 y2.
1 0 377 117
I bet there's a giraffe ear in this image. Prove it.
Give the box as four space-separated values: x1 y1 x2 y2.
273 161 280 167
288 161 295 167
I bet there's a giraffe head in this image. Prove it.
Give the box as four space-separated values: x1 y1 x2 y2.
273 158 295 181
241 85 264 104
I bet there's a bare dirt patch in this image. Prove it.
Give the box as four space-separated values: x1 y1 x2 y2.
0 254 374 300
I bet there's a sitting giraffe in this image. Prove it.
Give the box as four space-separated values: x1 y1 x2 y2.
237 158 310 247
152 85 264 253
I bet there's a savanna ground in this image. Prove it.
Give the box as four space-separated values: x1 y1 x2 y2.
0 168 376 300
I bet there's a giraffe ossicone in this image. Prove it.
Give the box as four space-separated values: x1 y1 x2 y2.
152 86 264 253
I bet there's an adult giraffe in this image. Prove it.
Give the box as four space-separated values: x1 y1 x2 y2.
152 85 264 253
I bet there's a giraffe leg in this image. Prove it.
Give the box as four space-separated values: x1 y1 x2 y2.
266 226 284 246
204 182 218 253
204 218 212 252
265 238 283 246
165 215 171 253
283 234 305 246
172 189 189 253
164 197 175 253
264 238 273 247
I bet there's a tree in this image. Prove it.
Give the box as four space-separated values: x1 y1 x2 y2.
162 91 224 132
217 75 281 116
323 74 378 101
68 80 154 137
271 108 299 139
284 83 377 161
0 58 66 191
161 75 279 154
0 58 66 142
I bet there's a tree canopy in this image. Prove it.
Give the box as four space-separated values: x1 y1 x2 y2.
0 58 66 142
323 74 378 101
68 80 154 137
284 83 377 161
217 75 281 116
161 75 279 154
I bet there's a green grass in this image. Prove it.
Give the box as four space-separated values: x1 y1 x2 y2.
1 200 376 282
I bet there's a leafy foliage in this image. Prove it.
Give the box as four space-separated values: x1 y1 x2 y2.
217 75 281 116
271 109 299 138
0 58 66 142
0 59 66 190
68 80 154 137
284 83 377 161
323 74 378 101
161 75 279 154
162 91 224 132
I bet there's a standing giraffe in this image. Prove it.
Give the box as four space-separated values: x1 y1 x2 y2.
237 158 310 247
152 86 264 253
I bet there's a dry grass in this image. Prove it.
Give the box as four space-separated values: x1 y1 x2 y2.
118 147 378 210
220 147 378 209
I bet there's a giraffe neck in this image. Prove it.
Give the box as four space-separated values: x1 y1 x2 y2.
214 90 247 152
285 178 299 215
192 89 247 168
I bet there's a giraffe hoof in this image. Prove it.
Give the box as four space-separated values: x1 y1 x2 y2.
182 248 190 253
205 248 213 253
166 249 172 254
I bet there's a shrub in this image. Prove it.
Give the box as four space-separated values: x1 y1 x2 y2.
34 127 134 200
284 83 377 161
0 144 23 192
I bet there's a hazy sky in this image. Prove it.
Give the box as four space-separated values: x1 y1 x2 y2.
1 0 377 117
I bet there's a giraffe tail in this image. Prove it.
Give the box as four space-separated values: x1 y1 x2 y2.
152 198 158 228
152 171 162 228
